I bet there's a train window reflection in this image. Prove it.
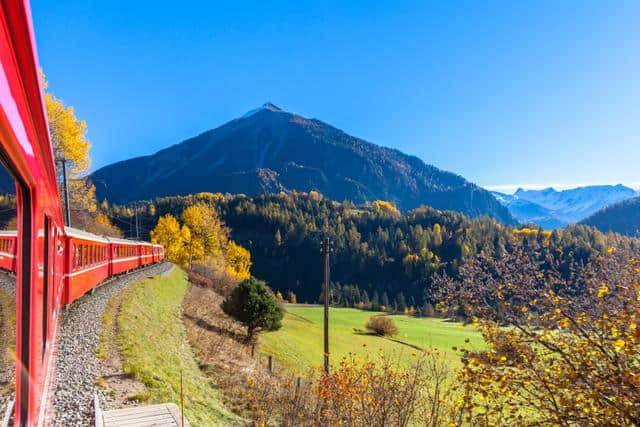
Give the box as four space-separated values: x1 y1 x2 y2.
0 160 17 413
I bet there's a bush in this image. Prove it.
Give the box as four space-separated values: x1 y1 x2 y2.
192 259 242 296
187 271 213 288
365 316 398 336
222 277 284 342
242 351 461 426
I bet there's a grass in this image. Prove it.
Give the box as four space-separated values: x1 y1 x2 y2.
96 284 135 361
117 267 239 426
259 305 484 374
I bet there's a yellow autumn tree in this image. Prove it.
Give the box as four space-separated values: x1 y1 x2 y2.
43 74 90 176
180 224 202 269
438 252 640 425
151 204 252 279
42 71 120 235
225 241 251 281
372 200 400 216
182 204 228 260
150 214 190 267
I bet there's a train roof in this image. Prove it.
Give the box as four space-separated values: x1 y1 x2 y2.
104 236 147 246
64 227 154 247
64 226 110 243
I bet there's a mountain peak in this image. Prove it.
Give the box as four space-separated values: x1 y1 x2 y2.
262 102 282 112
242 102 284 119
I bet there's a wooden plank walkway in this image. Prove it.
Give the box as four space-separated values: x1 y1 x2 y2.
97 403 189 427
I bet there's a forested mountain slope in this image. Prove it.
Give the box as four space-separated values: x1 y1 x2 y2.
581 196 640 237
92 103 515 224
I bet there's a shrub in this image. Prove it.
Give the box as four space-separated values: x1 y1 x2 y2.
192 259 242 296
365 316 398 336
222 277 284 342
288 291 297 304
242 351 462 426
187 271 213 288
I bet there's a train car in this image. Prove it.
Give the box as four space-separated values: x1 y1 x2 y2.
139 241 153 267
0 2 68 424
152 243 164 263
0 230 17 273
62 227 110 305
0 3 165 424
108 237 141 275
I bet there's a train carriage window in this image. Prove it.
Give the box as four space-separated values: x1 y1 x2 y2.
0 147 22 418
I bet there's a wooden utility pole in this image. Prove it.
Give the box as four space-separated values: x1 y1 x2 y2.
321 237 331 374
61 159 71 227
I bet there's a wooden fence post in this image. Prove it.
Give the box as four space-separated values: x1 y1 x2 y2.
268 355 273 373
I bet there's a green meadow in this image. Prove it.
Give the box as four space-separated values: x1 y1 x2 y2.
115 268 239 426
259 304 484 374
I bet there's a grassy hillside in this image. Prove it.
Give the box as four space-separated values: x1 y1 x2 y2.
259 305 483 374
117 268 239 426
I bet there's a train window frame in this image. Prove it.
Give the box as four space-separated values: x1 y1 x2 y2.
42 216 49 359
0 145 34 422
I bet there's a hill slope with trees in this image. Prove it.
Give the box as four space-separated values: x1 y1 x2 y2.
580 195 640 237
107 192 640 307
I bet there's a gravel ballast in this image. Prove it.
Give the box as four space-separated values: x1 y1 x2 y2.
53 263 171 426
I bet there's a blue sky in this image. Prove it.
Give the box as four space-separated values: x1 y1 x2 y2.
31 1 640 193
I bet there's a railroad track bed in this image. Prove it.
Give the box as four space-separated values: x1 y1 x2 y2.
53 262 171 427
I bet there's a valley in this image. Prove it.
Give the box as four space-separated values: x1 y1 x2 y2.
259 305 483 374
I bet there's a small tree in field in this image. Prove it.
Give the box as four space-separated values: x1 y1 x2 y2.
222 277 284 342
288 291 297 304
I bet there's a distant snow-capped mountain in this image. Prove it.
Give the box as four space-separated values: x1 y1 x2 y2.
490 192 567 229
492 184 638 229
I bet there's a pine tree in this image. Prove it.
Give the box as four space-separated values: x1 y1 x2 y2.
372 290 380 310
381 292 390 311
397 292 406 311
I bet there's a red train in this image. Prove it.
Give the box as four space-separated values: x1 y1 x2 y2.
62 228 164 305
0 2 164 424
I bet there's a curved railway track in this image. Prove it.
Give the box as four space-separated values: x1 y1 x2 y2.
52 262 171 426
